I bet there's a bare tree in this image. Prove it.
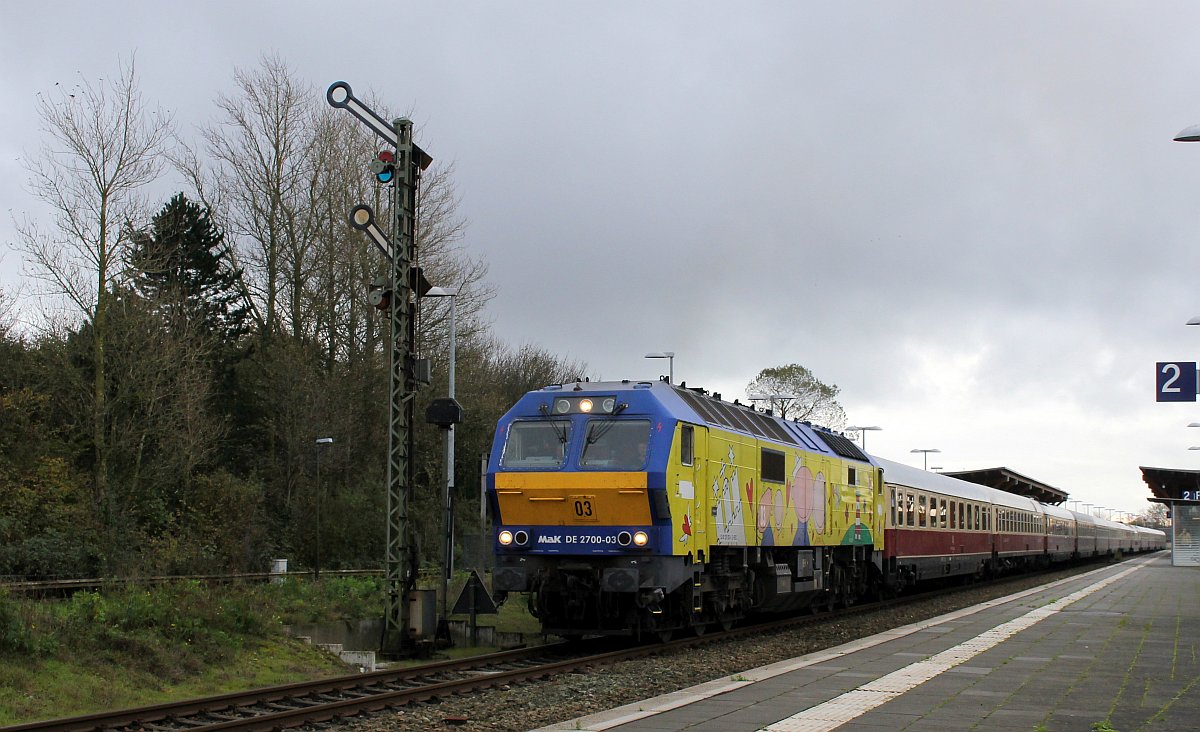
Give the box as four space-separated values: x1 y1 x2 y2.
15 58 173 521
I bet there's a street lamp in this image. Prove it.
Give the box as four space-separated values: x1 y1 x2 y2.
645 351 675 383
424 286 458 628
910 448 941 470
314 437 334 579
845 425 882 451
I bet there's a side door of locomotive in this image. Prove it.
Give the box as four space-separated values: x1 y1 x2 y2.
668 422 709 558
688 423 708 556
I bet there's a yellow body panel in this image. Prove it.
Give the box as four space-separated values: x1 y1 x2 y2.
662 424 884 553
496 472 650 525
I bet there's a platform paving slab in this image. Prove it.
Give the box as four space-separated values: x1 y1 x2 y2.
532 554 1199 732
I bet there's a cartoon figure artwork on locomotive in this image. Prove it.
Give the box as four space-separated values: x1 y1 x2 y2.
486 379 1166 640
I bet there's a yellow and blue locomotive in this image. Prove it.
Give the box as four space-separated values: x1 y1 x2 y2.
487 379 884 638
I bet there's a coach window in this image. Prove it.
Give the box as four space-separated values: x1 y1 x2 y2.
939 498 948 528
889 488 897 526
958 502 965 530
906 492 915 527
918 495 927 528
974 504 980 531
949 501 957 529
681 425 694 467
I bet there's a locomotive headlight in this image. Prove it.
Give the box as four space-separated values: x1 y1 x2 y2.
498 530 514 546
579 398 594 413
633 531 649 547
554 399 571 414
602 398 616 413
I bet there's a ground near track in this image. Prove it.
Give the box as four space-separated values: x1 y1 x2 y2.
329 559 1138 732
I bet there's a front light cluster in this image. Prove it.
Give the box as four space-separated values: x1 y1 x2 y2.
497 530 529 546
551 396 618 415
498 529 648 548
617 530 650 547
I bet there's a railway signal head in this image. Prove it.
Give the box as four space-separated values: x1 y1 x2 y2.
369 150 396 184
368 276 391 311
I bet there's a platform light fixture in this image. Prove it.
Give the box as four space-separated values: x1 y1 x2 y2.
424 285 459 629
845 425 882 451
645 351 675 383
910 448 941 470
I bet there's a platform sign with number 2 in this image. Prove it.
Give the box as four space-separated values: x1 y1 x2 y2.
1157 362 1198 402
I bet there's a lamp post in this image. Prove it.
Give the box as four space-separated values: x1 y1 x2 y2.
645 351 675 383
910 448 941 471
314 437 334 579
845 425 882 451
425 286 457 626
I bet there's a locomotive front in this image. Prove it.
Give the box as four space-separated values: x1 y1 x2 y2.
487 380 686 638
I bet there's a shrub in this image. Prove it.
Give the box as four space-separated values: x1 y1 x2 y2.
0 590 34 656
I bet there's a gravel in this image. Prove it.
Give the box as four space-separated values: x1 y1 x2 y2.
329 564 1108 732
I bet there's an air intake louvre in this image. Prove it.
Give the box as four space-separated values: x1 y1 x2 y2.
815 431 869 462
673 387 796 445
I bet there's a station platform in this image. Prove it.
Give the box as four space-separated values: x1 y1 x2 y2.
535 553 1197 732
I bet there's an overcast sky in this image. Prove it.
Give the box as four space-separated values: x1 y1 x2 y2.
4 2 1200 518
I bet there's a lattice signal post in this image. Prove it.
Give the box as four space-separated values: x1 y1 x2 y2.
328 82 433 655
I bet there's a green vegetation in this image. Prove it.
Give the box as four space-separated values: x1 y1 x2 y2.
1 55 588 588
0 572 553 725
0 577 381 725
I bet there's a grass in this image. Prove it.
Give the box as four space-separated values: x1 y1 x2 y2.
0 576 382 726
0 570 549 726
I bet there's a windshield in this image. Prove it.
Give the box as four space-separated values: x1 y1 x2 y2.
501 420 570 468
580 419 650 470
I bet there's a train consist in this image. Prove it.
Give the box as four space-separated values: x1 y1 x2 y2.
486 380 1165 639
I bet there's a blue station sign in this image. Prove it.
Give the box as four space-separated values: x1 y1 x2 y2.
1157 361 1198 402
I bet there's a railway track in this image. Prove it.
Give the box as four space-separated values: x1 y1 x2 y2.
1 588 969 732
2 562 1116 732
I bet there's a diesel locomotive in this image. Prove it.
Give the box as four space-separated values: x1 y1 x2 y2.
486 379 1164 639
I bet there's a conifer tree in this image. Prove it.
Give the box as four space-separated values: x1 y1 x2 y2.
128 193 251 344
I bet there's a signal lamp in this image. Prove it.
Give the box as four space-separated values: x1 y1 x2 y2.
369 150 396 184
367 276 391 311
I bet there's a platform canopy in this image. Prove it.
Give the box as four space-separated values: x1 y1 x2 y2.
1139 466 1200 503
942 467 1068 505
